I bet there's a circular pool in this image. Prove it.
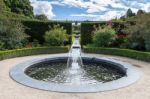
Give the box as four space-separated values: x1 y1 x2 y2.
10 56 139 93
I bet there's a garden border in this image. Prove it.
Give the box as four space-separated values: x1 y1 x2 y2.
83 47 150 62
0 47 68 61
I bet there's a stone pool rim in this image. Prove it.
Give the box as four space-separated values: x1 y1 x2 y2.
10 56 140 93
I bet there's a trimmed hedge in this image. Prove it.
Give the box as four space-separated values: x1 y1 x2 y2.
83 47 150 62
81 22 106 45
22 20 72 44
81 22 126 46
0 19 72 44
0 47 68 60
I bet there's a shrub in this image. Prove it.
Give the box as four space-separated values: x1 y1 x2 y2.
0 19 28 50
123 13 150 51
127 32 145 50
81 22 106 45
93 26 116 47
44 25 68 46
81 22 126 46
0 47 68 60
84 47 150 62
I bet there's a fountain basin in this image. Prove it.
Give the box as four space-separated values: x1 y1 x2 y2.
10 56 139 93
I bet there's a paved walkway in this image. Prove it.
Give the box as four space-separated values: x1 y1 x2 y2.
0 53 150 99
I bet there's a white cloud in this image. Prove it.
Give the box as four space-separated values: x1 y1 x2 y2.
71 14 99 17
30 0 55 19
71 10 125 21
62 0 150 20
144 3 150 12
95 11 125 21
86 3 108 13
30 0 150 20
60 0 150 12
62 0 87 8
61 0 108 13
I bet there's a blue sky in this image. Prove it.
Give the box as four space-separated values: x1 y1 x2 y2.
30 0 150 21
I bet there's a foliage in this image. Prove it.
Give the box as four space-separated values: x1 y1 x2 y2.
72 25 80 35
32 39 40 47
22 20 72 44
120 15 126 20
84 47 150 62
81 22 126 46
0 19 28 50
0 47 68 60
123 13 150 51
126 8 135 18
44 25 68 46
93 26 116 47
3 0 33 17
137 9 145 16
35 14 48 21
0 0 9 12
0 0 33 20
113 34 128 48
0 11 32 20
81 22 106 45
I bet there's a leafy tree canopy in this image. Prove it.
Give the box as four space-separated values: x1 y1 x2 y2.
137 9 145 16
35 14 48 21
0 0 10 12
126 8 135 18
3 0 33 17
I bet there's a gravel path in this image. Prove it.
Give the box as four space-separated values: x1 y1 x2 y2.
0 53 150 99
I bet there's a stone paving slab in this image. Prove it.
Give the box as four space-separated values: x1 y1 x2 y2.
0 53 150 99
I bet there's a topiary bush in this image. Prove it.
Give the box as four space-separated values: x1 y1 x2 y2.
44 25 68 46
93 26 116 47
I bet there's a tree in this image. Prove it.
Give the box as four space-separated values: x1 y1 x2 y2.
126 8 135 18
0 0 5 12
93 26 116 47
137 9 145 16
35 14 48 21
44 25 68 46
0 19 28 50
4 0 33 17
0 0 10 12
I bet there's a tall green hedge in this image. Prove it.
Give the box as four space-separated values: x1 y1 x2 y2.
22 20 72 44
84 47 150 62
0 18 72 44
81 22 106 45
81 22 126 46
0 47 68 60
